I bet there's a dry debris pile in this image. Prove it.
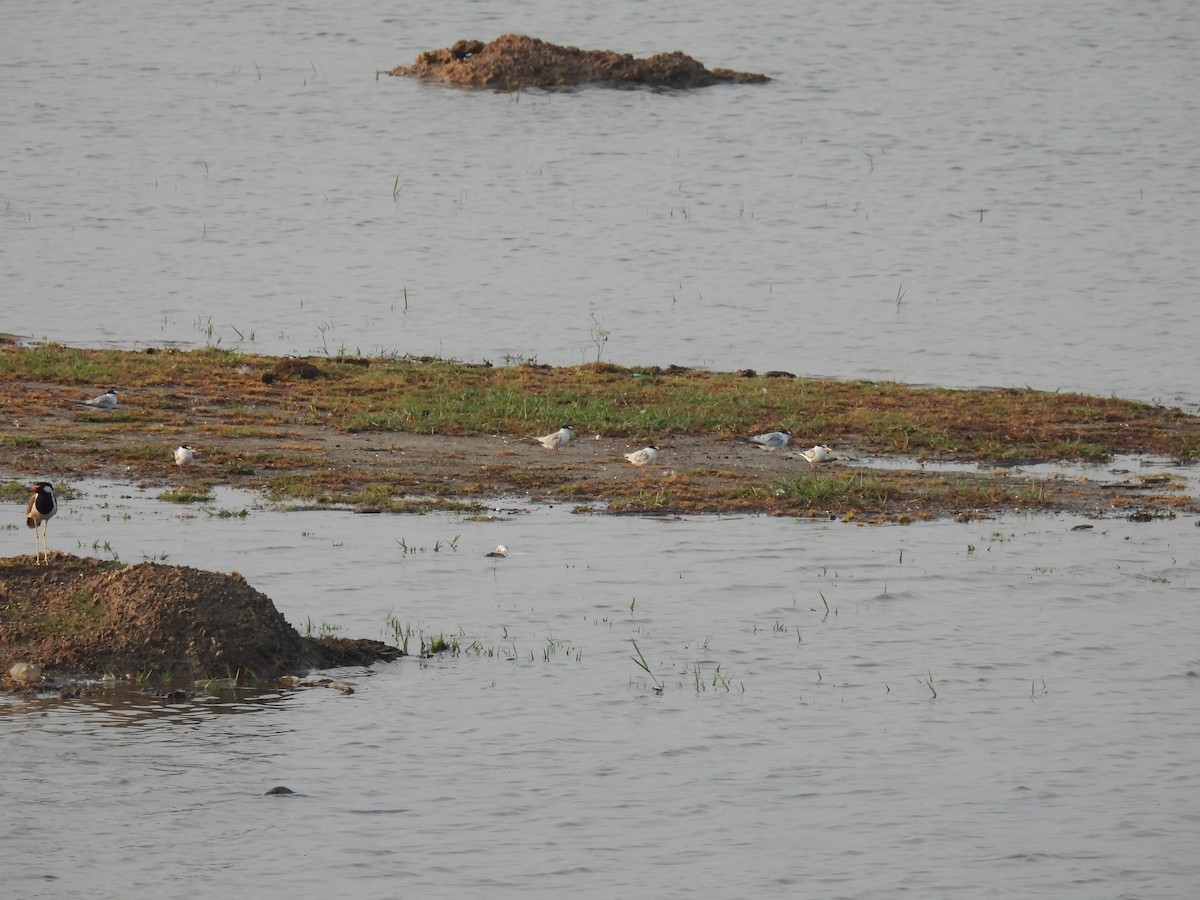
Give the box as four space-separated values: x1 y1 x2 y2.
0 555 400 684
389 34 770 89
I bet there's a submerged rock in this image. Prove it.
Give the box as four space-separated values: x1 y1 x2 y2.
7 661 43 686
389 34 770 90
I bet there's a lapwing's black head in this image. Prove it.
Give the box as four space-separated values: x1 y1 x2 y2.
28 482 57 518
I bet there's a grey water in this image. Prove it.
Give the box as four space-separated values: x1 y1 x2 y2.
3 0 1198 406
3 0 1200 896
4 485 1200 898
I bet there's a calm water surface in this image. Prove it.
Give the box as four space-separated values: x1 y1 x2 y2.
2 0 1198 405
4 1 1200 895
3 483 1199 898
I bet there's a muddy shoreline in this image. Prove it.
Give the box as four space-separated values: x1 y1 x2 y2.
8 422 1193 524
2 346 1197 523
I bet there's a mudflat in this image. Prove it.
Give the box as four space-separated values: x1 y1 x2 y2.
2 345 1197 523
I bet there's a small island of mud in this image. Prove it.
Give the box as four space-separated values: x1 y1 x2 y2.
389 34 770 89
0 554 400 687
2 344 1199 523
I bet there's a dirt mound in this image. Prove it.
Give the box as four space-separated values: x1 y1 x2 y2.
0 555 400 684
389 34 770 89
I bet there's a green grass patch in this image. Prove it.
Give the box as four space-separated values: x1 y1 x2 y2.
158 487 214 504
3 434 42 449
265 475 334 505
0 480 32 502
6 589 114 639
4 345 1200 463
774 471 892 505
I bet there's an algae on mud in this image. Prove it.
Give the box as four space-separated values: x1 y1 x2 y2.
1 344 1197 521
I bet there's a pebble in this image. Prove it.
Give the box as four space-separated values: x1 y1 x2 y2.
8 662 43 686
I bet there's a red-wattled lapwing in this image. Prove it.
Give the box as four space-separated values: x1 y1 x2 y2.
72 388 118 410
26 481 57 565
742 429 790 451
623 445 660 467
533 425 574 450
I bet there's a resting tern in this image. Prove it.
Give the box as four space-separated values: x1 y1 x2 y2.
623 446 660 467
743 429 790 451
72 388 118 410
174 445 196 466
534 425 574 450
800 444 834 467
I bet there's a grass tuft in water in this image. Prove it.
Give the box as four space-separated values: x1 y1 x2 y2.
629 638 664 694
158 487 214 504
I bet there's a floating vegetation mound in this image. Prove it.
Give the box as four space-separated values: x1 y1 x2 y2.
388 34 770 89
0 555 400 683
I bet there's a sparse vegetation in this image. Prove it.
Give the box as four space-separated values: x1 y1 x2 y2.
2 344 1198 520
158 487 214 504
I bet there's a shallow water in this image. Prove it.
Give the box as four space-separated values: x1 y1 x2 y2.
4 483 1200 898
3 0 1198 406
